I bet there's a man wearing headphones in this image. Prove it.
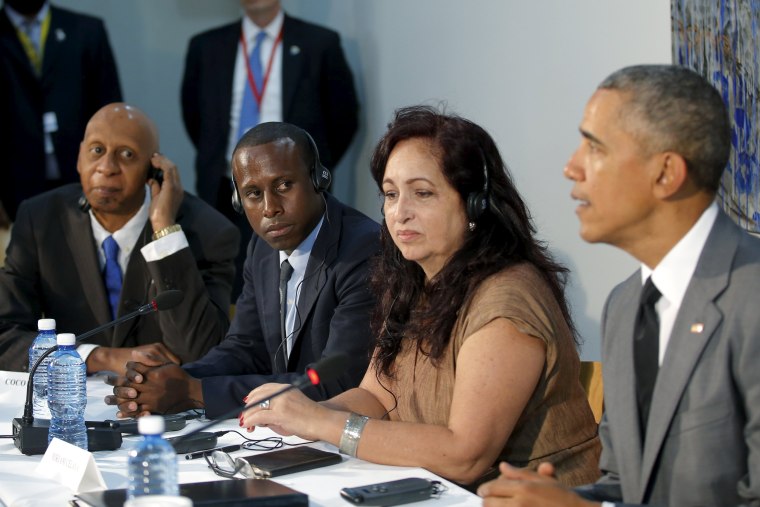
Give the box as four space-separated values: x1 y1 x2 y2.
105 122 380 418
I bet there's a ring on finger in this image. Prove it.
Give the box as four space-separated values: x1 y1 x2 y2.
259 399 270 410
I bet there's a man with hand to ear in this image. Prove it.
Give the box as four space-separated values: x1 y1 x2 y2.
479 66 760 506
0 103 239 375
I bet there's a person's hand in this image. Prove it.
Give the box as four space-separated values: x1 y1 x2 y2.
86 343 180 375
478 462 600 507
239 383 337 441
147 153 183 233
130 342 181 366
104 361 201 417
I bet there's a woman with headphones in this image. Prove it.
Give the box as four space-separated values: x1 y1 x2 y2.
240 106 600 489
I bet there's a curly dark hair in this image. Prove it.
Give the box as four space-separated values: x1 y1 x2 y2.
369 105 578 379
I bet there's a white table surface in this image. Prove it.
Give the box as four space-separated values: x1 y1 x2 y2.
0 370 478 506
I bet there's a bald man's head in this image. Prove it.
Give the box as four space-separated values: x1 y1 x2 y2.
77 103 160 225
85 103 160 155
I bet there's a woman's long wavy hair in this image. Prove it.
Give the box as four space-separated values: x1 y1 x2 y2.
369 105 578 379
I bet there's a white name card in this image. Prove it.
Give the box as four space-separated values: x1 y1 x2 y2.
36 438 106 493
0 371 29 417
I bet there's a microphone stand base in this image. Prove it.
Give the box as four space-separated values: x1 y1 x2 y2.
12 417 123 455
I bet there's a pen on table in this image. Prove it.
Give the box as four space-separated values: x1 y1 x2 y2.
185 444 242 460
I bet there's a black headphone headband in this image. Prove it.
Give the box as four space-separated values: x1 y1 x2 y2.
231 128 331 214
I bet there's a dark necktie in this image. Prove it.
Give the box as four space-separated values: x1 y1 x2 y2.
634 277 661 442
102 236 123 319
278 260 294 373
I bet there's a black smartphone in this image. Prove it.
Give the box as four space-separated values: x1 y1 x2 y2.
147 165 164 185
165 431 217 454
103 414 187 434
340 477 436 506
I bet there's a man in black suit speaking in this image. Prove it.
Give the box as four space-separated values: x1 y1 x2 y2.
181 0 359 298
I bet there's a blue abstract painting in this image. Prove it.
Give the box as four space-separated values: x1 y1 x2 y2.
672 0 760 231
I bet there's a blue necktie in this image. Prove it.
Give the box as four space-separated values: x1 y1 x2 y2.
102 236 122 319
237 31 267 140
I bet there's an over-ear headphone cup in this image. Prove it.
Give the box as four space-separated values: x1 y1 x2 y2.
231 179 244 214
466 192 487 221
311 164 332 192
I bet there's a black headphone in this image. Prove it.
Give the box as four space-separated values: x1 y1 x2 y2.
231 129 331 214
465 150 490 221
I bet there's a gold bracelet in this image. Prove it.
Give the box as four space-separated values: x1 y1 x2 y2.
338 412 369 457
151 224 182 241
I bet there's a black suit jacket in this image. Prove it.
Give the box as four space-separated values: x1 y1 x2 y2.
181 13 359 204
183 194 379 418
0 184 239 371
0 5 121 219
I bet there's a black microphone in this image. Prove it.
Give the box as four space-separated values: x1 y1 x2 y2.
168 354 348 449
12 290 185 455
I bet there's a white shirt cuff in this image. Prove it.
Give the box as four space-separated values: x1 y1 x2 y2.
601 502 616 507
77 343 99 364
141 230 189 262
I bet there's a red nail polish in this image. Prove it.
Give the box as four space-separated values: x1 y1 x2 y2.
239 419 243 427
243 396 248 402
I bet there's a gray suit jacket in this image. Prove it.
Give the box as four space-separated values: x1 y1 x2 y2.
577 211 760 506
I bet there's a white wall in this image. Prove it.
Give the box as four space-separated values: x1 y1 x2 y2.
54 0 672 359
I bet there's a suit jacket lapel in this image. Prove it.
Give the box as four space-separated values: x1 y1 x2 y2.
0 10 36 77
605 274 645 499
287 195 341 366
62 203 112 329
255 244 282 363
638 212 736 500
40 6 63 79
280 15 303 121
217 22 240 128
111 222 153 347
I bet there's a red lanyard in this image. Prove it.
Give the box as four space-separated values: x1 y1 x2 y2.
240 26 283 107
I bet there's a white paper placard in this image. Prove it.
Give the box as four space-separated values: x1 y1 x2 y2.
36 437 107 493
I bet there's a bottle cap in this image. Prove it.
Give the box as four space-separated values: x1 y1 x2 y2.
37 318 56 331
56 333 76 346
138 415 165 435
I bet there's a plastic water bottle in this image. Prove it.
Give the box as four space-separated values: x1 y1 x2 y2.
127 416 179 499
47 333 88 449
29 318 56 420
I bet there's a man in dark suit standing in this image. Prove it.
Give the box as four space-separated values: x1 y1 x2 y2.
0 103 239 375
181 0 359 298
478 66 760 506
0 0 122 224
105 122 379 419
